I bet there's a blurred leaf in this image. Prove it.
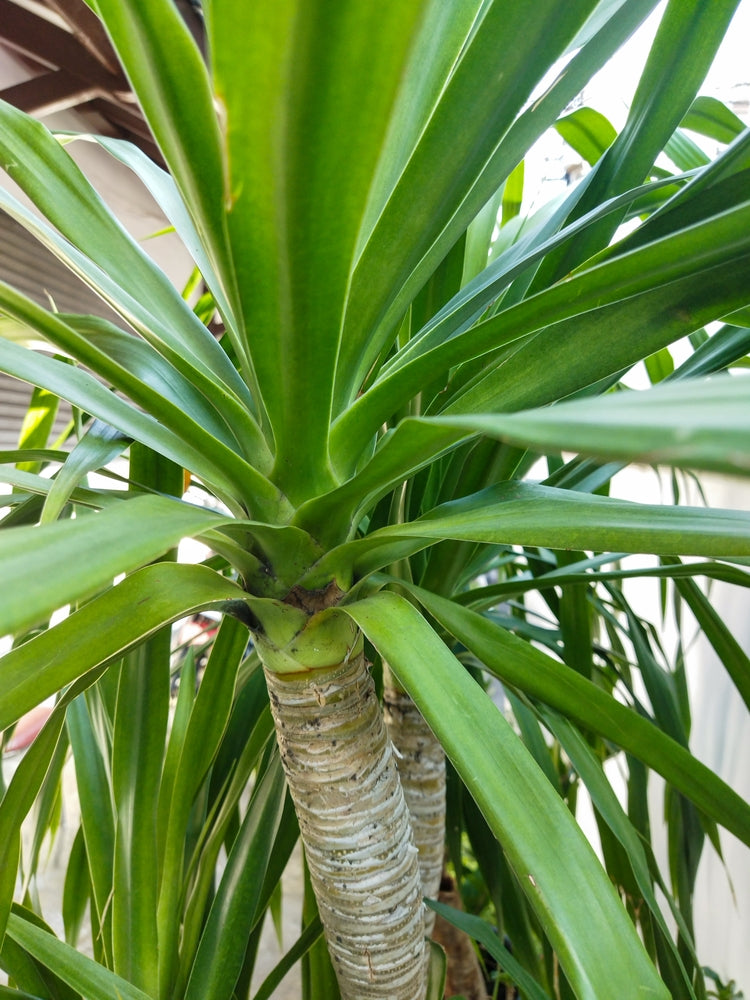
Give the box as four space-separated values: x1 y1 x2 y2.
61 826 90 948
555 107 617 166
427 900 552 1000
425 939 447 1000
15 384 60 474
252 916 324 1000
673 572 750 712
681 96 747 145
6 909 152 1000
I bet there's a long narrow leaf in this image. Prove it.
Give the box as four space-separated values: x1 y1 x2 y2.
332 193 750 464
0 563 249 732
542 711 697 996
433 376 750 477
535 0 741 282
426 901 552 1000
111 638 170 993
404 584 750 847
673 574 750 712
156 616 247 996
0 333 278 514
314 482 750 586
0 102 248 406
341 0 603 399
5 911 152 1000
346 592 669 1000
66 694 115 965
41 419 128 524
0 495 226 637
183 757 286 1000
207 1 430 498
84 0 242 369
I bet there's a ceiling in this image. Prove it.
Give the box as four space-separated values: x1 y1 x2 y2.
0 0 201 452
0 0 204 164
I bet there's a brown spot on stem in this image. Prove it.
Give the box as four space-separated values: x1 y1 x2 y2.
284 580 344 614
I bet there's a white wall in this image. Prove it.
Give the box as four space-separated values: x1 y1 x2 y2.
687 477 750 993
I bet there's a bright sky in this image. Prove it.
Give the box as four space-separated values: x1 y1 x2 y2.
523 0 749 208
590 0 750 128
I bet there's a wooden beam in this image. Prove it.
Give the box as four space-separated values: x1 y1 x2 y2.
44 0 123 76
0 69 101 115
0 0 126 90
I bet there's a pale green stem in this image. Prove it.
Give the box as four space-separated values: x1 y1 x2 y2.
264 650 427 1000
383 664 446 938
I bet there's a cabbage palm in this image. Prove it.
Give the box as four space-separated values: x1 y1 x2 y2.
1 2 750 1000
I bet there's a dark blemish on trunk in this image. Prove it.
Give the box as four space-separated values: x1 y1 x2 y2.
284 580 344 614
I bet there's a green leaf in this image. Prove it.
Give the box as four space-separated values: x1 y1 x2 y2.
404 585 750 847
207 1 431 499
56 313 251 454
675 323 750 378
73 132 241 357
0 462 125 512
0 561 249 732
66 693 115 965
301 858 341 1000
681 95 747 145
184 756 286 1000
0 102 248 407
427 901 552 1000
0 985 46 999
41 419 129 524
541 711 697 996
461 555 750 615
446 248 750 417
111 639 170 993
433 376 750 477
15 384 60 473
425 938 447 1000
156 616 247 996
463 185 505 285
251 917 324 1000
536 0 741 282
346 592 669 1000
332 188 750 467
61 826 90 948
87 0 240 366
0 330 278 514
555 107 618 166
0 494 226 637
342 0 616 401
0 710 65 944
175 701 276 997
673 573 750 712
318 482 750 586
5 910 153 1000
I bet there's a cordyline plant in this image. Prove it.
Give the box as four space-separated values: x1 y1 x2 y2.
1 1 750 999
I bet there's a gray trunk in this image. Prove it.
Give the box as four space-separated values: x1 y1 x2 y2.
383 678 446 937
264 650 427 1000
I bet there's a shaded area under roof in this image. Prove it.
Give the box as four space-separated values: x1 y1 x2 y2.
0 0 204 164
